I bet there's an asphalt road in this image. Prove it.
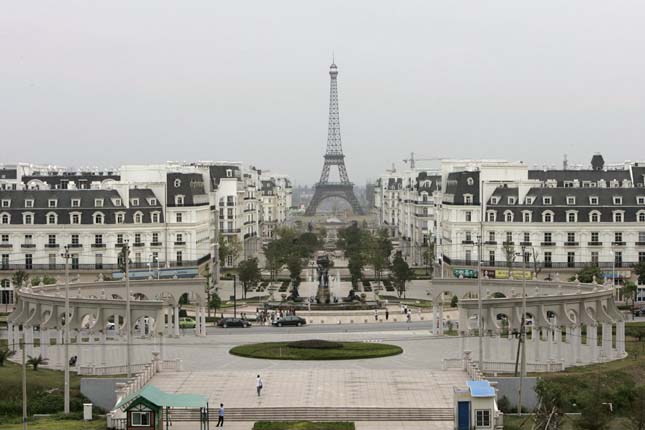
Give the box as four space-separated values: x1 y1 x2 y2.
206 320 437 336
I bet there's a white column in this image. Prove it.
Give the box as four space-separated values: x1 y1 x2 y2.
602 322 612 360
194 307 201 336
617 321 625 355
25 326 34 357
201 307 207 336
7 322 14 352
546 326 553 361
88 332 96 366
432 304 439 335
76 330 82 367
14 324 21 352
495 331 502 362
532 326 540 363
100 331 107 366
438 304 444 335
574 326 581 363
40 329 48 360
556 327 563 362
173 306 180 337
589 324 598 362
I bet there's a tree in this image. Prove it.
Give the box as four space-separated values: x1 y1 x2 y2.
531 248 543 277
422 243 435 277
348 255 364 288
391 251 414 298
0 348 15 366
12 270 29 288
208 292 222 315
623 281 638 311
450 295 458 308
627 385 645 430
219 236 241 269
297 232 320 258
503 243 515 276
575 377 612 430
369 229 392 285
634 262 645 286
203 265 213 317
27 354 49 371
571 265 604 283
532 379 567 430
42 275 57 285
263 239 285 282
286 255 303 285
238 258 261 299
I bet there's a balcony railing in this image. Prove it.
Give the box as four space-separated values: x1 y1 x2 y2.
520 241 532 246
541 241 555 246
45 243 60 248
484 241 497 245
503 241 514 246
636 242 645 246
21 244 36 249
174 241 186 246
133 242 145 247
612 241 626 246
564 241 579 246
91 243 106 248
461 240 474 245
588 241 602 246
0 243 12 248
150 242 163 247
220 228 241 234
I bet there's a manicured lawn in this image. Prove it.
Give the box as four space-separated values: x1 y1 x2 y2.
253 422 354 430
230 340 402 360
0 415 106 430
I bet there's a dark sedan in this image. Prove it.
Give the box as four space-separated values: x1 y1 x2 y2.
273 315 306 327
217 318 251 328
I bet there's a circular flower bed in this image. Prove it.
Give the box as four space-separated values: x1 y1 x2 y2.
229 340 402 360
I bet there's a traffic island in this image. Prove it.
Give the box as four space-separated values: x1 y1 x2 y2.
229 339 403 360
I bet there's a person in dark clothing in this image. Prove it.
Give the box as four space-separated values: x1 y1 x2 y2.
216 403 224 427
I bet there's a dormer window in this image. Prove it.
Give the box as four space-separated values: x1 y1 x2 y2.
70 212 81 224
131 198 139 206
113 198 122 206
542 196 552 205
23 213 34 224
1 213 10 224
94 199 104 207
522 211 531 223
463 194 473 205
466 177 474 186
504 210 513 222
590 210 601 223
48 199 57 208
71 199 80 208
151 212 160 223
25 199 34 208
226 169 233 178
93 212 105 224
46 212 57 225
542 210 554 222
149 198 157 206
486 210 496 222
589 196 599 205
1 199 10 208
508 197 516 205
175 195 185 206
638 196 645 205
174 178 181 188
134 211 143 224
566 196 576 205
491 197 500 205
613 211 624 223
116 212 125 224
566 210 578 223
525 196 535 204
613 196 623 205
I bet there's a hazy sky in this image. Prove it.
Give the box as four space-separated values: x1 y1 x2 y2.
2 1 644 185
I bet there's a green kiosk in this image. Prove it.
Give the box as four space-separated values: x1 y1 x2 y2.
115 384 210 430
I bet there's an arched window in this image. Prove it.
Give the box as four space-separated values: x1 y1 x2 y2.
93 212 105 224
486 210 496 222
522 211 531 223
504 210 513 222
590 210 601 223
46 212 57 225
542 211 554 223
151 212 160 223
638 211 645 222
566 211 577 223
0 213 9 224
23 213 34 224
174 178 181 188
134 212 143 224
467 177 474 186
613 211 624 223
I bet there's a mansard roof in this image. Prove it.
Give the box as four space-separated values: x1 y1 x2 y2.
22 173 120 188
444 171 480 205
166 172 208 207
208 165 241 188
527 169 630 187
415 172 441 192
0 169 17 180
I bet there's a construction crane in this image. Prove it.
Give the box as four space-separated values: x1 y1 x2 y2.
402 152 444 169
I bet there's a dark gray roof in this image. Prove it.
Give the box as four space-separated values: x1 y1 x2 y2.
415 172 441 192
444 171 480 205
261 180 276 194
386 178 402 190
528 169 630 187
166 173 208 207
486 186 645 223
0 169 17 180
632 164 645 187
0 189 163 224
208 165 241 188
22 173 120 188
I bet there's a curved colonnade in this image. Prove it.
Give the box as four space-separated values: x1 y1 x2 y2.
7 278 208 371
432 277 627 368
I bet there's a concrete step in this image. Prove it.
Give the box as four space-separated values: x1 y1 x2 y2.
164 407 454 422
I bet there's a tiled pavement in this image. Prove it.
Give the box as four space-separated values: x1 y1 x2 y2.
167 422 452 430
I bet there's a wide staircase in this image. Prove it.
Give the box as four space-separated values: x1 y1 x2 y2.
165 407 454 422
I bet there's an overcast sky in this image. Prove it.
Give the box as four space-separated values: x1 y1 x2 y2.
2 1 644 185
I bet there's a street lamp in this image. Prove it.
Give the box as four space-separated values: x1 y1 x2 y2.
516 245 528 416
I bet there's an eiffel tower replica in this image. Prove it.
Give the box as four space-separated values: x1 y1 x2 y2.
305 61 364 216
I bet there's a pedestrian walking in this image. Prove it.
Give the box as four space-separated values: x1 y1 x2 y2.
216 403 224 427
256 374 263 396
385 309 389 321
374 309 378 321
406 312 411 323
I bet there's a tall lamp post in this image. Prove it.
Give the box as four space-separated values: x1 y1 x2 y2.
477 234 483 371
62 246 71 414
518 245 528 416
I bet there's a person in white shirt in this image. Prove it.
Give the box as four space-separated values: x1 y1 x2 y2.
256 374 263 396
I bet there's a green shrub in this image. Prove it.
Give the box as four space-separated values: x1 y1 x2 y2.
287 340 343 350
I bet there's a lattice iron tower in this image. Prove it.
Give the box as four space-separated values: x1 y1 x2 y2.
305 62 364 216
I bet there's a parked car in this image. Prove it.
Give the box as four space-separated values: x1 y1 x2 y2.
273 315 306 327
179 317 197 329
217 318 251 328
633 308 645 317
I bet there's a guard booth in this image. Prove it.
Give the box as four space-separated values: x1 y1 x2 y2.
453 380 503 429
115 384 209 430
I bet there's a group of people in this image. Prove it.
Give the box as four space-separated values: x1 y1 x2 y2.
214 375 264 427
255 307 297 325
372 305 419 323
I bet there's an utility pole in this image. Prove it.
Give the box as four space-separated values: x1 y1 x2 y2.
477 234 483 371
62 246 70 414
22 327 27 430
123 242 132 378
518 245 528 416
233 275 237 318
